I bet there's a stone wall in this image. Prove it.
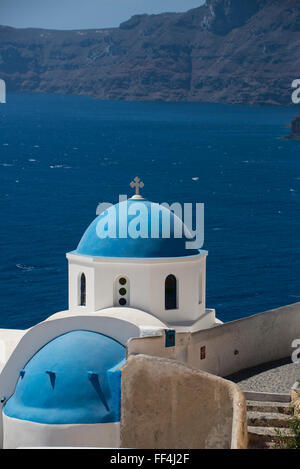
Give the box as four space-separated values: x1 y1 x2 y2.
120 354 247 449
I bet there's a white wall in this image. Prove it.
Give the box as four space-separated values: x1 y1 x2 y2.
3 415 120 449
188 302 300 377
67 252 208 326
127 302 300 378
0 329 26 373
68 260 95 313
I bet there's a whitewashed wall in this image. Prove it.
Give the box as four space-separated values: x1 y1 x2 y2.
67 252 208 325
3 415 120 449
127 302 300 378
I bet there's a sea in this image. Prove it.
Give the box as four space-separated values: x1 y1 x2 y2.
0 93 299 329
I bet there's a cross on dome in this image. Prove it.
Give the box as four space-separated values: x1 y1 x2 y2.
130 176 144 199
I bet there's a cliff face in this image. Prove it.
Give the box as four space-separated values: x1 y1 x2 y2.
0 0 299 105
287 109 300 139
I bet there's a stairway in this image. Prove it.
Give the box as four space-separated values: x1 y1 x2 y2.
245 392 292 449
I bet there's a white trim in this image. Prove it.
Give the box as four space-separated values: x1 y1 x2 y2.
67 251 207 265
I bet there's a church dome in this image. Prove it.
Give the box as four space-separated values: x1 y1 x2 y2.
4 330 125 425
74 198 200 258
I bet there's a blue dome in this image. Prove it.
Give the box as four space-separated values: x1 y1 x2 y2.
74 199 200 258
4 330 125 425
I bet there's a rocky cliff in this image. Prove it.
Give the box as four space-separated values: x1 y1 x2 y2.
0 0 299 105
286 109 300 139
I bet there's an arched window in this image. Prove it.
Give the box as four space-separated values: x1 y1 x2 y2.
165 275 177 310
80 273 86 306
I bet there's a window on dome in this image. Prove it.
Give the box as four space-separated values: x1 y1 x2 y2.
80 273 86 306
165 275 177 310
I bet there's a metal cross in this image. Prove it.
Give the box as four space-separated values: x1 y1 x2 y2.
130 177 144 197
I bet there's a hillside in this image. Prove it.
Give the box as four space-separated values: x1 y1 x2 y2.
0 0 300 105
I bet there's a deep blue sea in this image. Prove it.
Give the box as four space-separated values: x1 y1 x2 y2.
0 93 299 329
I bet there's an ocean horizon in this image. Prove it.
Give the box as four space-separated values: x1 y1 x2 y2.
0 93 299 329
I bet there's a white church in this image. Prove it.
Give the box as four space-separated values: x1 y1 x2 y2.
0 178 223 448
0 177 298 449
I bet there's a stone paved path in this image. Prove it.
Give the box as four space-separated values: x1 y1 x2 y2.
226 358 300 393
